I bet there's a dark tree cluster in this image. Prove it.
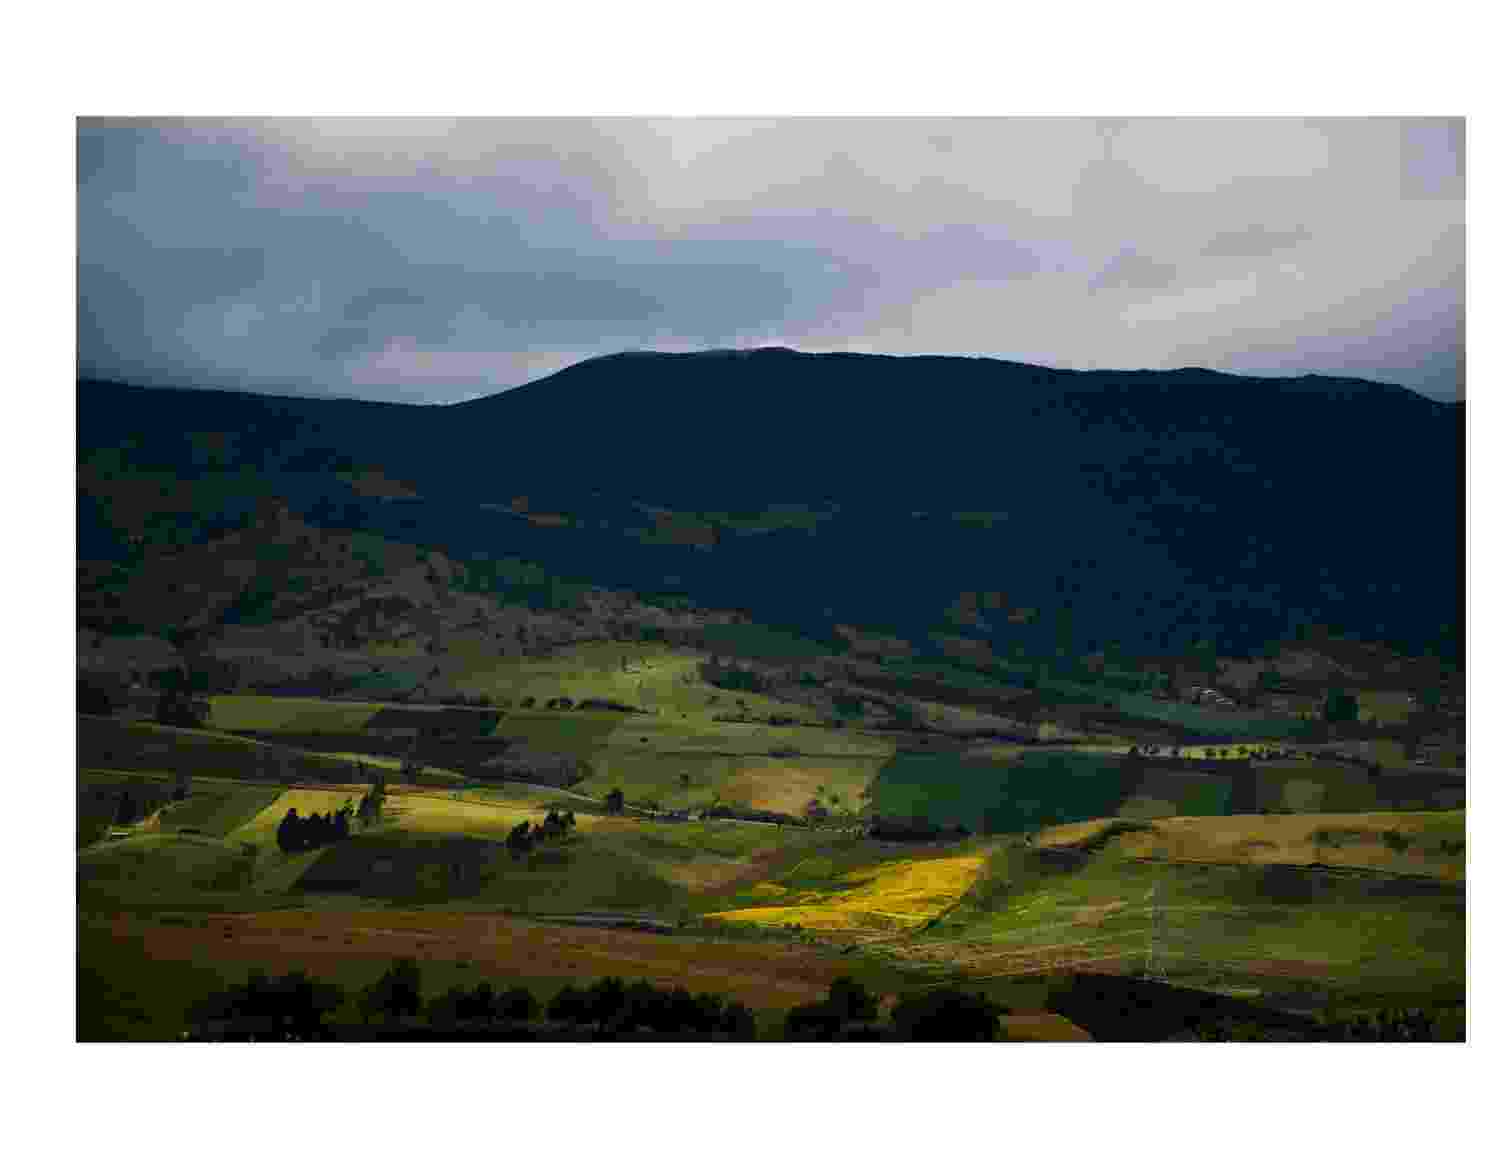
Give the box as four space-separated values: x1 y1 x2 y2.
275 804 352 853
1180 1006 1458 1042
783 978 1006 1041
867 816 970 842
545 976 755 1039
185 968 345 1041
357 957 423 1023
703 803 806 826
1322 687 1360 725
699 660 768 694
505 810 576 857
77 674 124 716
426 979 540 1028
181 958 1025 1042
783 975 882 1040
155 688 211 729
111 784 170 825
576 697 647 714
354 773 387 828
604 787 625 814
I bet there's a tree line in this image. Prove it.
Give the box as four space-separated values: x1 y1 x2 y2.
181 960 1018 1041
276 804 353 853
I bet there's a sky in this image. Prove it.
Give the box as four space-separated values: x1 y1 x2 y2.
77 116 1465 403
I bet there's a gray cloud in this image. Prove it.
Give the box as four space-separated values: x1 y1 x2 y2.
1200 223 1313 259
77 117 1464 402
1089 248 1179 293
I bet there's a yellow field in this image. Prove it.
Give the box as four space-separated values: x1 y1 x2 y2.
228 789 363 848
380 791 612 838
705 853 987 933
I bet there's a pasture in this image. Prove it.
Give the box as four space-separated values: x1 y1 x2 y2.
78 716 361 784
207 695 388 732
155 785 286 837
872 749 1135 834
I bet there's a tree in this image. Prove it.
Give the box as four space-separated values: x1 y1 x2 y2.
783 1000 846 1041
276 808 301 853
1323 687 1359 725
889 987 1004 1041
546 984 591 1025
114 790 137 826
586 977 628 1027
497 985 539 1022
721 1000 756 1040
77 676 117 716
826 976 879 1023
505 820 533 857
359 957 424 1024
604 788 625 815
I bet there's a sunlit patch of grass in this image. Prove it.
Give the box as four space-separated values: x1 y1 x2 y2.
207 695 386 732
705 853 987 933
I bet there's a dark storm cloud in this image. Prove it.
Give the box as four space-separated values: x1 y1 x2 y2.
76 117 1464 402
342 287 428 323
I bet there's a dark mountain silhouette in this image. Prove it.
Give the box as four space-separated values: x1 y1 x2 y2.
77 349 1462 666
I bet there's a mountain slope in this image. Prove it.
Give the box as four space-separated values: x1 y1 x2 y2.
77 350 1463 666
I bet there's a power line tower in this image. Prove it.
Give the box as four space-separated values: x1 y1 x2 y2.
1143 845 1169 983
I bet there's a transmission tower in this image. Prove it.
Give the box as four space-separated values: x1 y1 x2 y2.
1143 845 1169 983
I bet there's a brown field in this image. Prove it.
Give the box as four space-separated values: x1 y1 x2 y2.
1000 1012 1093 1042
719 762 874 814
92 909 856 1009
1034 811 1464 880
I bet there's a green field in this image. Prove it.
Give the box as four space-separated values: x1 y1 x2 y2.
78 716 362 783
207 695 388 732
78 832 261 898
873 750 1136 833
157 785 286 836
898 828 1465 999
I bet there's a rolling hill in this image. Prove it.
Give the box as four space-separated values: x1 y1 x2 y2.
78 349 1462 670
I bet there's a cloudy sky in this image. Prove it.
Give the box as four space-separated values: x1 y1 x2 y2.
77 116 1465 403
